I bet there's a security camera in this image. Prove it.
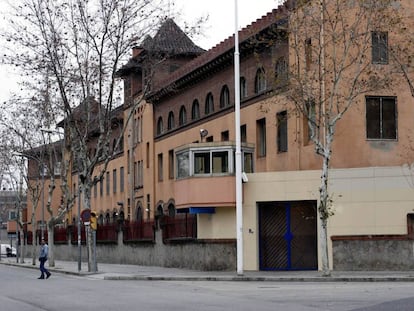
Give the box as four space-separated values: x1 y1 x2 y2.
242 172 248 183
200 129 208 138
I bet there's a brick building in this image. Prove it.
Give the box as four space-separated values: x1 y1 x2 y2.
22 0 414 271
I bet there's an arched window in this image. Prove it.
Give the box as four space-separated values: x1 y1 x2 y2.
136 202 143 222
219 85 230 108
112 211 118 223
119 136 124 152
168 203 176 217
167 111 175 130
112 139 117 153
191 99 200 120
156 204 164 217
179 106 187 126
119 211 125 223
157 117 163 135
255 67 266 94
275 57 288 85
240 77 247 99
205 92 214 115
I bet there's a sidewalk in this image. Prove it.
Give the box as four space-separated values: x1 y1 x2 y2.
2 257 414 282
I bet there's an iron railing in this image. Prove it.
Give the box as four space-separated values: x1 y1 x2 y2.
23 215 197 245
162 214 197 242
123 220 155 242
54 227 68 243
71 225 86 244
96 223 118 243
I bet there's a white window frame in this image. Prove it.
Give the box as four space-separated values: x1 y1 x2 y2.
176 145 254 179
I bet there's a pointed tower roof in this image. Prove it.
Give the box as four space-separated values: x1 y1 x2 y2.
143 18 205 56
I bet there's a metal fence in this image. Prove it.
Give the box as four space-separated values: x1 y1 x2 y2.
123 220 155 243
19 214 197 245
96 223 118 243
162 214 197 242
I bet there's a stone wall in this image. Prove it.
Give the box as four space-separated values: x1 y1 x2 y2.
43 229 236 271
333 238 414 270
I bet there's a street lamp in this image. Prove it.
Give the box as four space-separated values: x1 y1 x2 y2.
234 0 243 276
11 153 28 263
0 216 2 261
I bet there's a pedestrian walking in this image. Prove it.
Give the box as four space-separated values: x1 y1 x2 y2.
38 239 51 279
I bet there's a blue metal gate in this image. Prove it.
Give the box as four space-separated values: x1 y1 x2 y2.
259 201 317 271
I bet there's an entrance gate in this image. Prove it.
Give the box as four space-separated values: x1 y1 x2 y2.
259 201 317 270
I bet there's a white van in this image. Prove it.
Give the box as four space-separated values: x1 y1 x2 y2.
0 244 17 257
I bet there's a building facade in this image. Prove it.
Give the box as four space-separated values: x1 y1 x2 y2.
22 0 414 271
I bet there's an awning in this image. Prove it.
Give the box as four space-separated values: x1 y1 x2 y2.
177 207 216 214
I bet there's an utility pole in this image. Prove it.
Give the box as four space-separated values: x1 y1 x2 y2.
234 0 243 276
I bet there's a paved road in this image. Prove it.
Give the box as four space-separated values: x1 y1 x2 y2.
2 264 414 311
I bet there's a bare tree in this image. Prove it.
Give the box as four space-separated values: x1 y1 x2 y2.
0 120 33 264
1 0 185 271
286 0 413 275
0 82 65 265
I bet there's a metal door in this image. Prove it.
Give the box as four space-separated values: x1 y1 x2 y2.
259 201 317 270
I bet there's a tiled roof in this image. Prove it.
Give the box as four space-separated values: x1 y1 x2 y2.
56 97 121 128
117 19 205 77
142 18 205 55
149 4 289 99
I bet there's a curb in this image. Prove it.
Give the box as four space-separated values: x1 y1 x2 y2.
0 261 95 277
3 261 414 282
103 275 414 282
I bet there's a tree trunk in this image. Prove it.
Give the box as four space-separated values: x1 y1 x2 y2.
319 217 329 276
319 143 332 276
48 224 55 267
82 182 96 272
31 214 37 265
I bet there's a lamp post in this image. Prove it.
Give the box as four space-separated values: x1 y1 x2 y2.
0 216 1 259
12 153 27 263
234 0 243 275
77 167 82 272
15 202 19 263
40 165 45 241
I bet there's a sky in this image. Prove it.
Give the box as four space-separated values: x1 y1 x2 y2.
0 0 283 103
176 0 282 50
